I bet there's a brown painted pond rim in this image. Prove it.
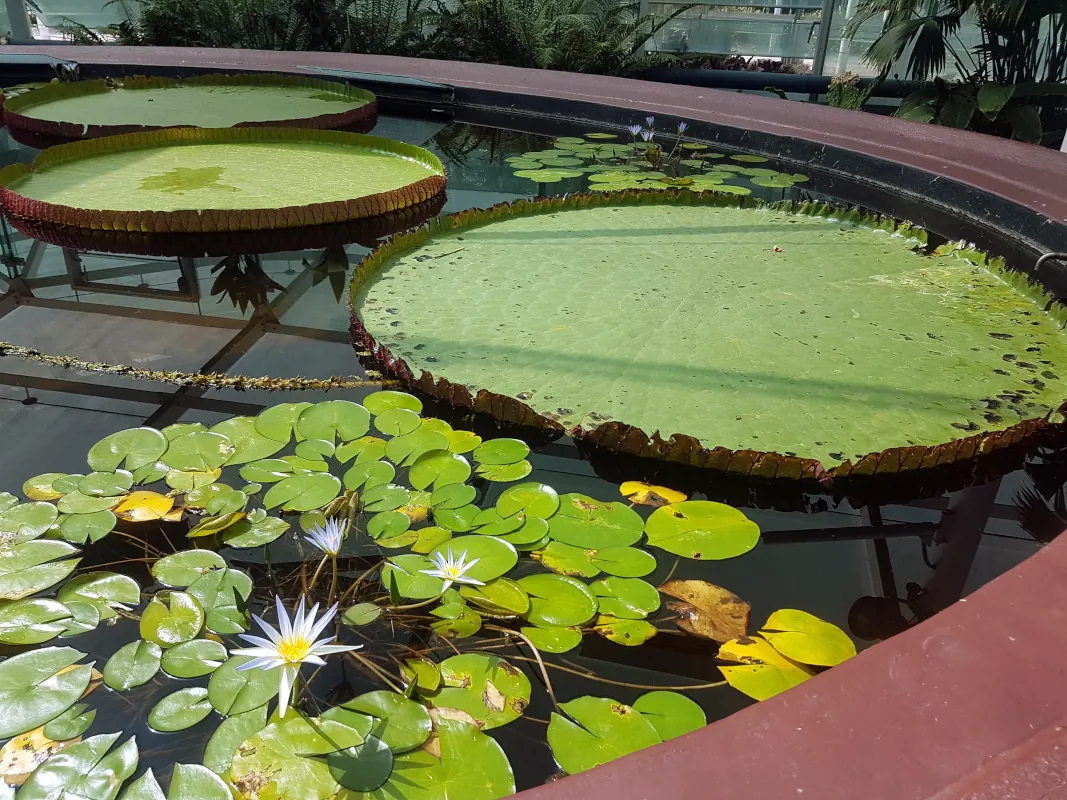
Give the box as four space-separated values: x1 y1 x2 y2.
6 46 1067 799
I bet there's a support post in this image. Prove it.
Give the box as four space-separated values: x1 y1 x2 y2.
811 0 836 76
4 0 33 41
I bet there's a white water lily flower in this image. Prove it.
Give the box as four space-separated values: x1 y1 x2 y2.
420 547 484 591
677 121 688 134
306 516 346 556
232 595 361 717
640 129 655 142
645 115 655 127
627 123 643 136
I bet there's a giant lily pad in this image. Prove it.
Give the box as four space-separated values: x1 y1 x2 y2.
3 74 377 145
0 128 447 256
351 193 1067 482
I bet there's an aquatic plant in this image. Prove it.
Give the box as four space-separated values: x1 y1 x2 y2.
0 395 855 797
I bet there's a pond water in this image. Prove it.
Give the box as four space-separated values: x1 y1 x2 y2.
0 111 1053 797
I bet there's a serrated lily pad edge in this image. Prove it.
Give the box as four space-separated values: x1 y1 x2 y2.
0 126 447 237
348 189 1065 490
3 73 378 146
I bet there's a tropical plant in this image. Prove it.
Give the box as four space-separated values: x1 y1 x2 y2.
0 395 857 795
846 0 1067 143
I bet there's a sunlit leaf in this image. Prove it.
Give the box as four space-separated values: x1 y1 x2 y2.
264 473 341 512
342 690 433 753
363 390 422 415
57 510 116 544
0 540 80 600
203 706 267 775
431 536 517 582
518 573 598 627
161 638 228 678
660 579 750 642
374 407 423 436
496 482 559 519
0 598 73 644
386 429 450 466
472 438 530 466
591 577 660 620
112 491 174 522
644 501 760 560
77 471 134 498
431 606 483 639
255 402 313 443
22 473 66 501
222 515 289 548
619 481 686 507
409 450 472 491
165 468 222 492
162 431 234 472
547 696 660 775
533 541 599 578
460 577 530 615
188 567 252 634
207 656 279 715
717 635 814 700
434 504 480 532
412 526 453 554
0 501 58 543
296 400 371 443
475 460 533 483
57 572 140 619
401 658 441 693
57 601 100 638
152 549 225 588
342 603 382 627
211 416 286 465
520 625 582 653
169 763 231 800
592 615 657 646
336 436 388 465
427 654 531 729
548 493 643 549
57 491 120 515
590 545 656 577
759 609 857 666
185 483 247 516
139 591 204 647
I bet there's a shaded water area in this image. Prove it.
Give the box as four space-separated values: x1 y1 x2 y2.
0 112 1058 794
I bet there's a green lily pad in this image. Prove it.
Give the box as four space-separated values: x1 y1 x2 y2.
57 491 119 515
255 401 313 443
222 515 289 548
513 169 582 182
363 390 423 415
120 768 165 800
164 431 235 472
0 647 93 738
374 407 422 436
77 470 133 497
431 606 483 638
460 577 530 614
211 416 287 465
381 554 443 599
57 510 116 544
22 473 66 501
264 472 342 512
520 625 583 653
731 154 769 162
343 459 395 491
434 504 480 532
149 686 213 732
208 655 280 716
57 600 100 638
679 142 708 150
0 598 73 644
343 690 433 753
446 430 482 454
17 733 138 800
644 501 760 560
295 438 335 460
165 469 221 492
590 545 657 577
412 526 453 553
327 736 393 792
334 437 385 466
500 516 551 546
632 691 706 740
534 541 599 578
518 573 598 627
342 602 382 626
385 429 450 466
431 483 478 510
707 183 752 195
104 640 162 690
400 658 442 693
429 654 531 729
547 696 660 775
152 549 225 587
296 400 370 443
88 427 168 472
139 591 204 647
238 458 295 483
505 159 542 169
431 535 517 582
0 540 80 600
472 508 525 536
409 450 472 491
476 460 533 483
169 763 231 800
496 482 559 519
548 493 643 549
751 175 797 188
51 476 83 494
473 439 530 465
57 571 140 619
361 483 411 512
185 483 247 515
43 703 95 741
203 706 268 774
592 615 657 645
187 567 252 633
591 577 661 619
163 422 207 440
368 510 411 540
161 638 229 678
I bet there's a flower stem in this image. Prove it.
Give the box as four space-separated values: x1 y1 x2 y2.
387 591 444 612
308 555 328 591
351 651 403 693
329 556 339 606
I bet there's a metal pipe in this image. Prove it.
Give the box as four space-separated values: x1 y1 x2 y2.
811 0 836 77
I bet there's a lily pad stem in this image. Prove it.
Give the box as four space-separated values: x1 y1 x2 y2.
386 591 445 612
503 653 728 691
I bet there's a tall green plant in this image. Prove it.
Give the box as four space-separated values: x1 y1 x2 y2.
846 0 1066 143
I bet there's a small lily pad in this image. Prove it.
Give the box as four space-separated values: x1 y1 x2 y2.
496 482 559 519
342 690 433 753
547 696 660 775
211 416 286 465
139 591 204 647
343 459 395 491
88 427 168 472
591 577 661 619
164 431 235 472
475 460 533 482
343 603 383 626
430 536 517 582
409 450 471 491
296 400 371 442
149 687 213 732
520 625 583 653
255 402 313 442
644 501 760 560
534 541 599 578
429 654 531 729
374 407 422 436
207 656 280 715
473 439 530 465
548 493 643 549
264 472 342 512
759 609 856 666
336 436 388 465
104 640 162 690
592 615 657 646
717 635 814 700
57 571 140 619
632 691 706 740
590 546 657 577
161 638 229 678
152 549 225 587
518 573 598 628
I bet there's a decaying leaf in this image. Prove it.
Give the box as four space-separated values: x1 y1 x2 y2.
660 580 750 642
619 481 687 507
0 727 77 785
717 635 814 701
422 706 480 757
113 491 174 522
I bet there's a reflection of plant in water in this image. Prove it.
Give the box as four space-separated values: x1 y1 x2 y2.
0 395 855 797
432 124 547 169
210 254 286 313
303 245 350 304
508 121 810 194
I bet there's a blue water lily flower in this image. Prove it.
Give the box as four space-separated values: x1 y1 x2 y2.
305 516 346 556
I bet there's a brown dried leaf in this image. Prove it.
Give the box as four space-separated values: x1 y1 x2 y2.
0 727 77 785
660 579 750 642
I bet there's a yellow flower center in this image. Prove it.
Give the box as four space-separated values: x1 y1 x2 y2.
277 635 312 663
443 564 463 580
